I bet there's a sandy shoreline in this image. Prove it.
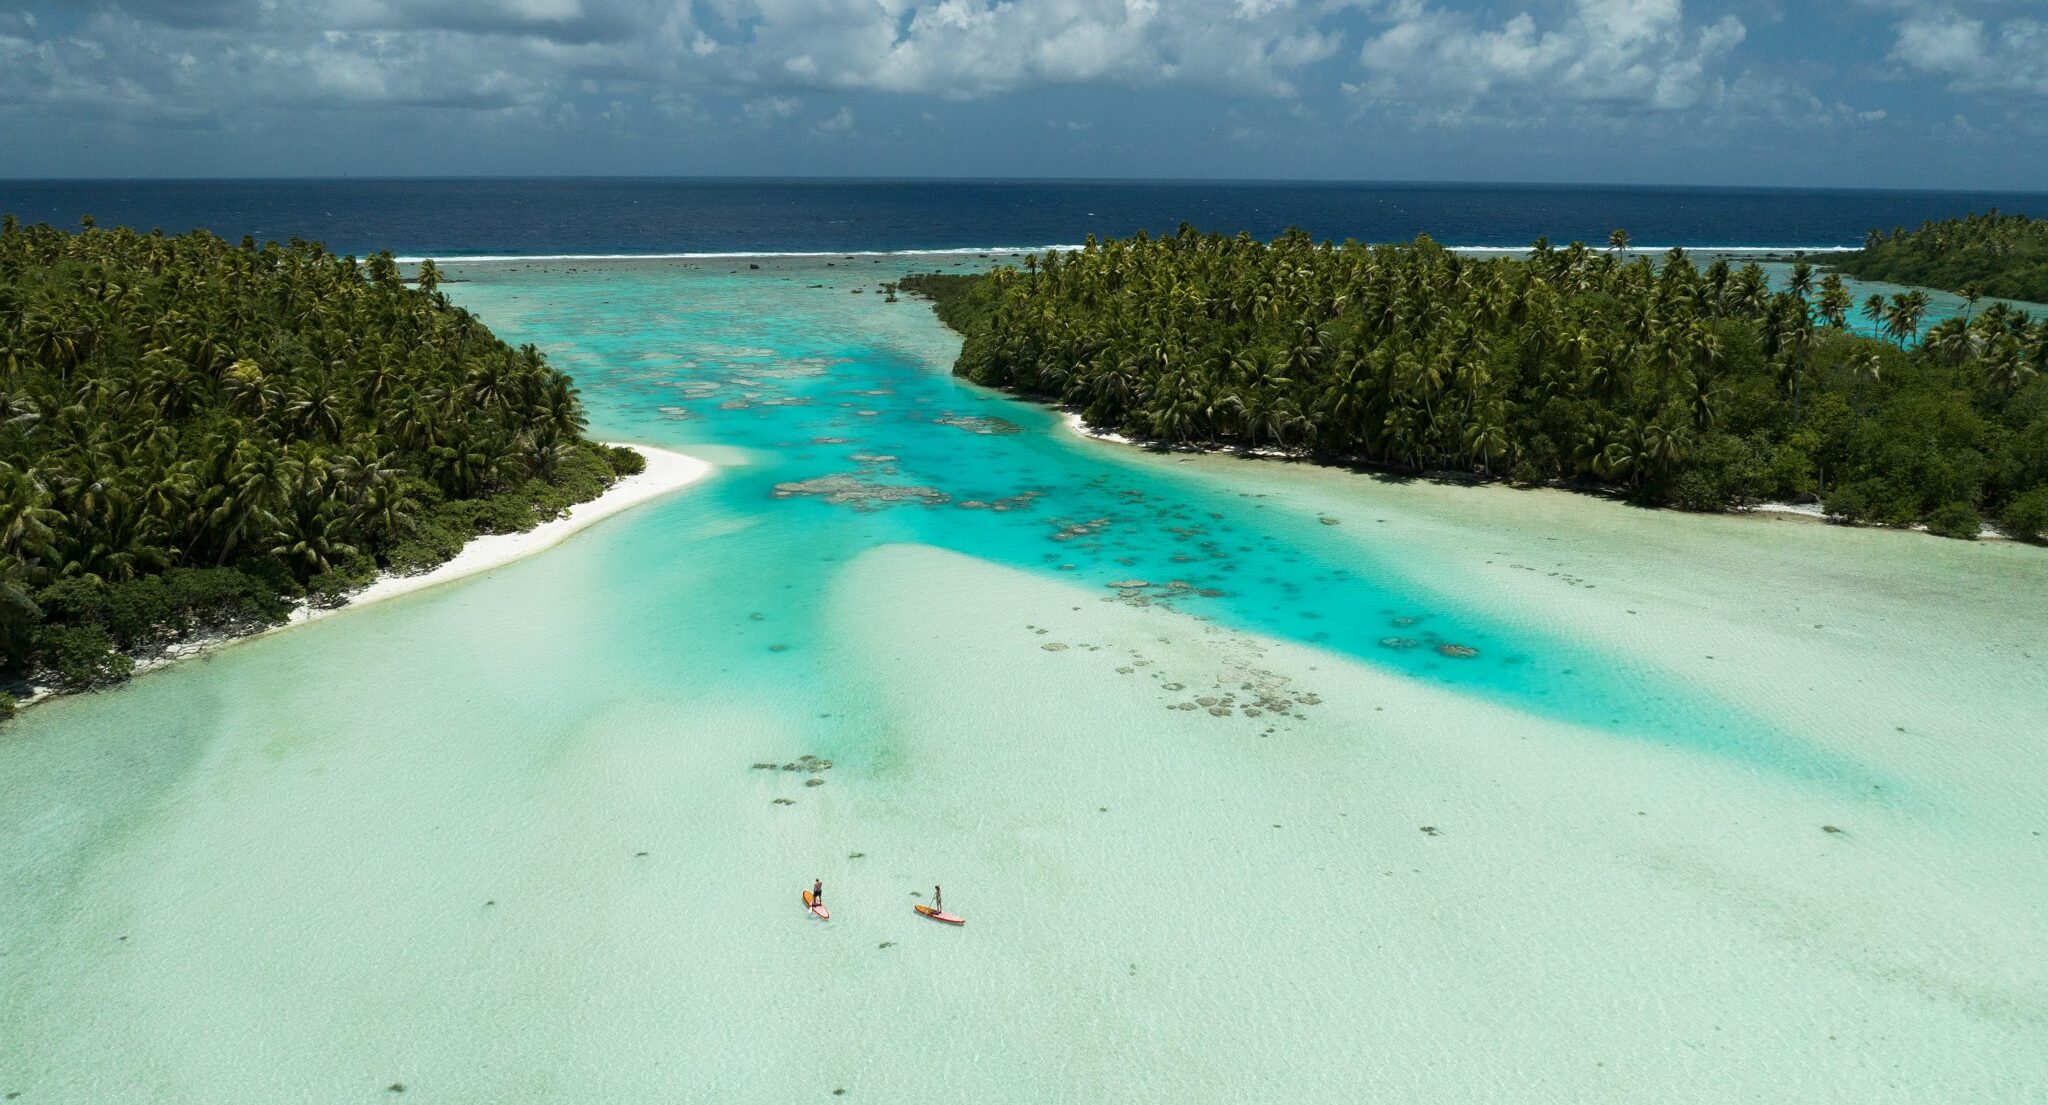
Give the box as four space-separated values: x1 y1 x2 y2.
1057 411 2014 539
19 442 713 708
305 442 712 619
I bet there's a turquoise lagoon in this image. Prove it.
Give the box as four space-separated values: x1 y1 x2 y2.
2 255 2043 1103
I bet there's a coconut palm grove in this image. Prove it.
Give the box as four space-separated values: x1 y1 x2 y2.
1837 212 2048 305
0 219 639 699
909 225 2048 542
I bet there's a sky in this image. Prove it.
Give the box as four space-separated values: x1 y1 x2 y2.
2 0 2045 188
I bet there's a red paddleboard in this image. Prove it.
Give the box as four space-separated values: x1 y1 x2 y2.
803 890 829 920
914 903 964 925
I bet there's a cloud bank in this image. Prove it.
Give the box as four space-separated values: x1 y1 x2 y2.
0 0 1784 125
0 1 2040 184
1891 7 2048 96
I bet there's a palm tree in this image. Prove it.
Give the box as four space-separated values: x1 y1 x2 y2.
1787 262 1816 304
270 458 357 579
222 359 278 417
287 376 348 440
1882 291 1930 348
1462 401 1511 475
1849 350 1884 418
1817 274 1852 329
905 220 2048 545
1922 318 1975 366
1985 336 2036 396
204 444 289 565
0 467 58 575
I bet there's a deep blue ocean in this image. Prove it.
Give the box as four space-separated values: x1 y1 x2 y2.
3 178 2043 257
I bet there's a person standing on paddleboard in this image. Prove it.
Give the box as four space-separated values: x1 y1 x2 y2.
813 878 824 907
933 885 941 911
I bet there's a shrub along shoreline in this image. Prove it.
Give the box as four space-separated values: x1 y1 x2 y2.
1833 211 2048 305
10 440 707 713
0 219 645 713
902 226 2048 544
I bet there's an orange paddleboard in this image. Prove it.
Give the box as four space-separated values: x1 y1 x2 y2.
914 903 964 925
803 890 829 920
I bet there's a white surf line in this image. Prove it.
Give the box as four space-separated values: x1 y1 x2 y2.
408 244 1860 265
399 246 1087 264
1448 245 1860 255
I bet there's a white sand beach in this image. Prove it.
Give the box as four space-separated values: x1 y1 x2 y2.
1059 411 2020 538
302 443 713 621
17 443 713 707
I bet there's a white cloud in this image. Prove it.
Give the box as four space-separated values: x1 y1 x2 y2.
812 105 855 133
742 93 801 126
1352 0 1746 114
0 0 1362 127
743 0 1338 98
0 0 1889 146
1890 9 2048 96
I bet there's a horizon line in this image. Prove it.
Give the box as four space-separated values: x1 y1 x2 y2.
2 175 2046 199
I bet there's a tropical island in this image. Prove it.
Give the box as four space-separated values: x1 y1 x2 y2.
904 226 2048 543
1834 211 2048 304
0 218 665 708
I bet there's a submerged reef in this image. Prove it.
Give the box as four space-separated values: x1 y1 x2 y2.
773 474 950 510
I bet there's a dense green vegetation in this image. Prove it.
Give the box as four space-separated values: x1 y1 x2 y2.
0 217 642 700
905 227 2048 543
1835 211 2048 304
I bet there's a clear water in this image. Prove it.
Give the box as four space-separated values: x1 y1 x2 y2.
1747 260 2042 338
465 256 1919 786
3 253 2043 1104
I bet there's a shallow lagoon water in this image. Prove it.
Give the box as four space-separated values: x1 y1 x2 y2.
424 257 1867 781
2 255 2044 1103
